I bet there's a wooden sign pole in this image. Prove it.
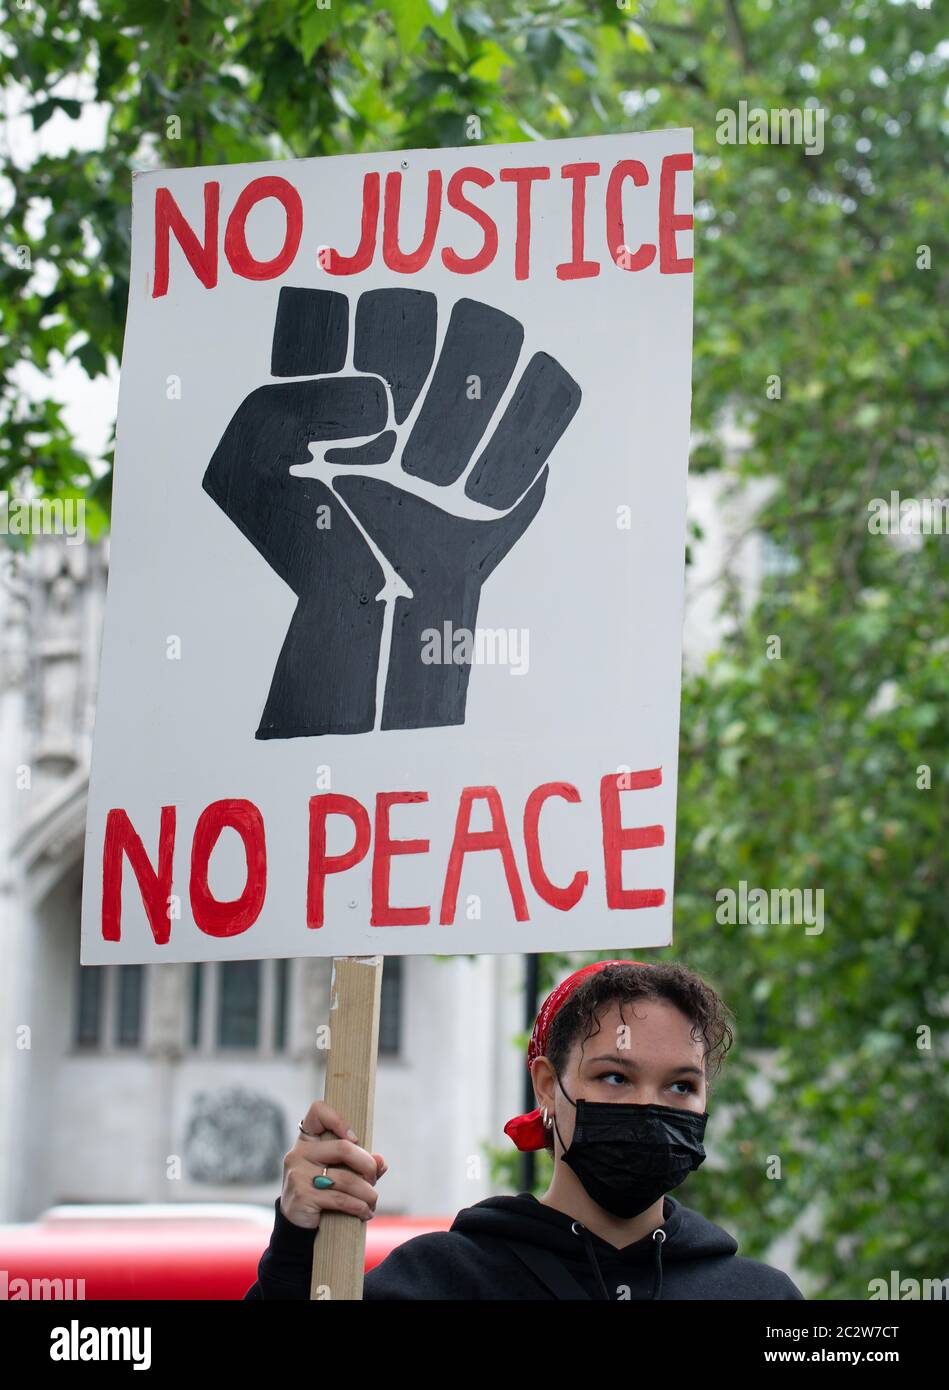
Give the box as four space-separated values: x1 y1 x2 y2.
310 954 384 1301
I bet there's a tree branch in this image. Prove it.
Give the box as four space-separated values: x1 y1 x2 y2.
723 0 751 71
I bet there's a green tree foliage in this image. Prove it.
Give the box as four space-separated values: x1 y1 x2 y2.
2 0 945 1296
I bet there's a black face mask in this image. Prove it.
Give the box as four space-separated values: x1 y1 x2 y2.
551 1072 709 1220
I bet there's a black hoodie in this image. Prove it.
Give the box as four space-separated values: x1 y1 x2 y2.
243 1193 805 1301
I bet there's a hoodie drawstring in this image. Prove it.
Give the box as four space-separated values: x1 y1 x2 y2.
572 1221 666 1301
575 1224 612 1301
651 1228 665 1300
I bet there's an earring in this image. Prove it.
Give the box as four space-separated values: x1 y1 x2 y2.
542 1106 552 1129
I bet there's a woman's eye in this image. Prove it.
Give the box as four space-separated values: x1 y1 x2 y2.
593 1074 697 1094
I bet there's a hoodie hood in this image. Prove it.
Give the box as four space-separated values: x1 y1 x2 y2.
450 1192 738 1301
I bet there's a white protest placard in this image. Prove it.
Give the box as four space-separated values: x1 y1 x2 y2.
80 129 694 965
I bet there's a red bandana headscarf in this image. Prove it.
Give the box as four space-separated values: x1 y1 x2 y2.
503 959 657 1151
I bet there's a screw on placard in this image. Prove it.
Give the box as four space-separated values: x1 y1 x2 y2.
400 159 409 170
348 900 358 909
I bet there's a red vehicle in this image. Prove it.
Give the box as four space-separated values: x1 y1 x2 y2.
0 1203 453 1300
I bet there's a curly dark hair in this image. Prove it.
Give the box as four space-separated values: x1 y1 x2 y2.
538 960 735 1155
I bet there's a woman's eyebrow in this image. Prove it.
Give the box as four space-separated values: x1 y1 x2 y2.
588 1054 704 1077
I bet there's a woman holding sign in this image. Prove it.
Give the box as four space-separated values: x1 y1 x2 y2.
244 960 804 1300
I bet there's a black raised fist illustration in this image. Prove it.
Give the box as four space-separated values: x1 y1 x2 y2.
202 287 581 738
